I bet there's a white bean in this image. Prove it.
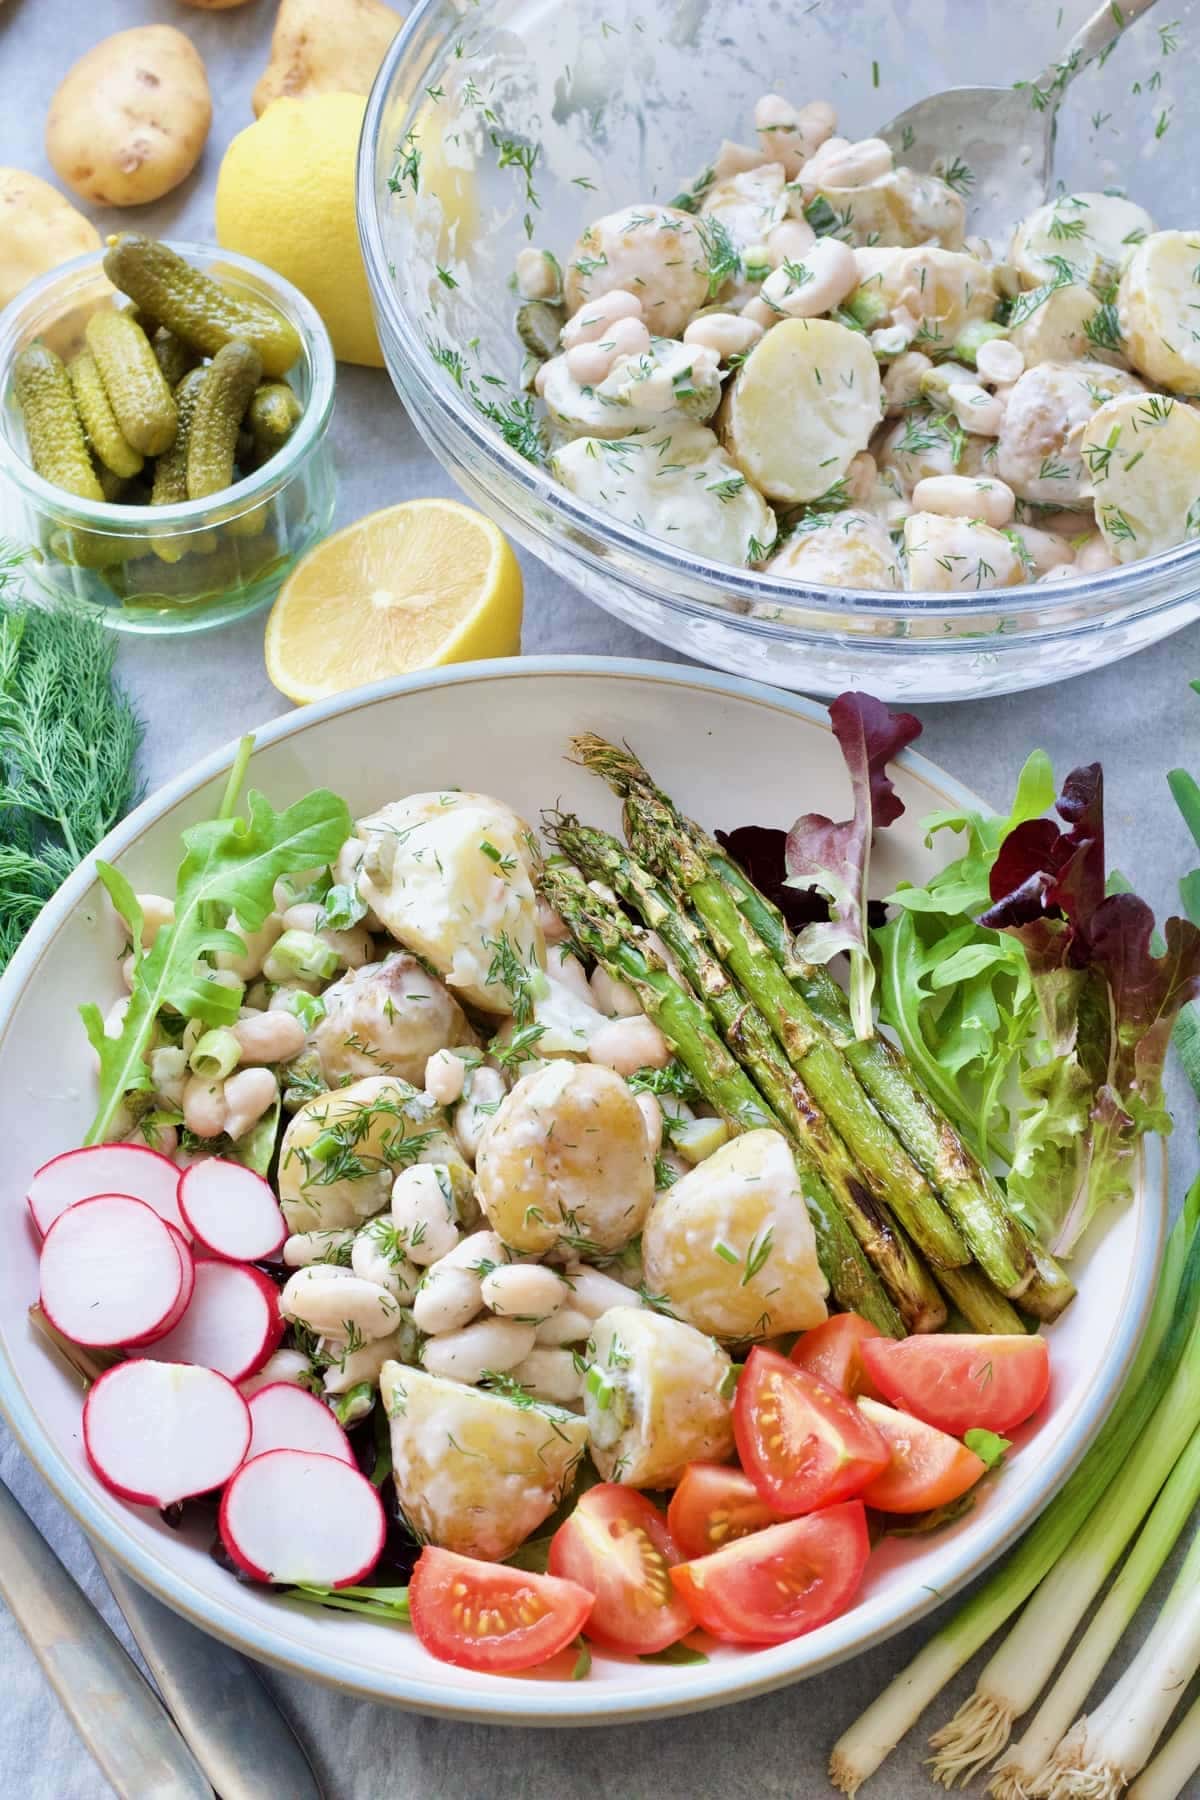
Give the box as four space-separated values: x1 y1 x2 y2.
223 1067 278 1141
121 952 137 992
239 1348 312 1397
947 381 1005 436
390 1163 460 1265
548 944 593 1004
280 1268 401 1341
420 1319 537 1385
765 218 816 268
215 911 283 981
754 94 837 176
425 1047 468 1106
1075 533 1118 573
480 1263 567 1322
283 1229 356 1268
135 893 174 950
321 1329 411 1396
683 311 764 362
565 340 614 385
515 246 561 302
566 1265 645 1322
587 1014 671 1078
635 1091 664 1156
511 1348 584 1405
912 474 1016 528
535 1306 594 1346
761 236 858 319
412 1266 483 1335
976 338 1025 386
740 297 777 330
182 1073 226 1140
440 1230 508 1274
845 451 877 505
561 288 643 350
536 899 570 945
803 135 892 188
604 316 652 360
454 1066 507 1164
712 138 768 180
883 350 933 413
352 1218 419 1301
233 1010 306 1066
588 965 642 1018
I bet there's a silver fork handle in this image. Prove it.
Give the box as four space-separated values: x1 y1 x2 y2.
0 1481 211 1799
1036 0 1160 101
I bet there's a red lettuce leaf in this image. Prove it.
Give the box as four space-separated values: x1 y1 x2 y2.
784 693 922 1038
713 827 834 933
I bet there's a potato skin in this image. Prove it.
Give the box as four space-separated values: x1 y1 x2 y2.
476 1061 655 1256
0 169 100 311
252 0 403 117
45 27 212 208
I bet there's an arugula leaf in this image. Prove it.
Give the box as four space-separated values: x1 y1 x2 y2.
784 693 922 1038
964 1427 1012 1469
82 784 352 1144
288 1583 411 1623
639 1642 710 1665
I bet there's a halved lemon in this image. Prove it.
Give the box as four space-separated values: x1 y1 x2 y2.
264 499 524 703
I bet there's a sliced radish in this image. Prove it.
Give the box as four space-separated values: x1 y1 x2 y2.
132 1261 283 1384
84 1360 251 1508
219 1450 384 1586
40 1195 184 1349
177 1159 286 1264
124 1224 196 1348
27 1144 186 1238
246 1384 355 1466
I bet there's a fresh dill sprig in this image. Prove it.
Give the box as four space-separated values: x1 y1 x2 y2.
0 551 142 970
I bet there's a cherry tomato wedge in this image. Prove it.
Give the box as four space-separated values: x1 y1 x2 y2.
670 1500 870 1644
857 1397 988 1514
791 1312 886 1399
734 1347 890 1514
861 1333 1050 1438
666 1463 788 1560
548 1484 693 1654
409 1547 593 1672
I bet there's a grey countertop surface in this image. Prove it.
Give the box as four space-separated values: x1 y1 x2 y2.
3 2 1200 1795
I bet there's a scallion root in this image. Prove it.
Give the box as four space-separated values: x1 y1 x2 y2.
929 1693 1015 1787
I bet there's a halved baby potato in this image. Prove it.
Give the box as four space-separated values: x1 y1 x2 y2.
722 316 882 503
764 508 903 590
903 513 1026 592
1008 280 1126 369
1118 231 1200 394
796 167 965 250
850 246 997 352
995 360 1143 505
1010 191 1154 290
582 1305 735 1487
1081 392 1200 563
279 1076 464 1233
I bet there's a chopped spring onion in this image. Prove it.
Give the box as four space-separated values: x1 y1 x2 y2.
1126 1690 1200 1800
828 1184 1200 1796
263 929 339 984
189 1027 241 1081
990 1418 1200 1798
1039 1516 1200 1798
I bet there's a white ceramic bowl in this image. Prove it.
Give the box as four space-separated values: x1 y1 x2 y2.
0 659 1164 1724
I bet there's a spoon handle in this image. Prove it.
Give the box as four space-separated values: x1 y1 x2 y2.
1036 0 1160 101
0 1479 212 1799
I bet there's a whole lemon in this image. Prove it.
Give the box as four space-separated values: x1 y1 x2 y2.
215 93 382 368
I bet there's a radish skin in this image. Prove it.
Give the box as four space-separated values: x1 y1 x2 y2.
177 1159 286 1263
27 1142 186 1237
132 1260 283 1383
124 1224 196 1347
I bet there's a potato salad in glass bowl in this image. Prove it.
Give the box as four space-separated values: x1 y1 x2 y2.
503 87 1200 598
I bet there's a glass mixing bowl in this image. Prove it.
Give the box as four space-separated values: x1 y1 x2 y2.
0 244 336 636
359 0 1200 699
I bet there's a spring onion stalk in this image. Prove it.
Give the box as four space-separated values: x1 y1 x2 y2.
828 1190 1200 1796
989 1420 1200 1799
188 1026 241 1081
263 929 339 984
1039 1517 1200 1798
1125 1691 1200 1800
931 1301 1200 1788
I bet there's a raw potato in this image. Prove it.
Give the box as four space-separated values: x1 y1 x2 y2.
903 513 1025 592
475 1061 655 1256
722 317 882 504
381 1363 588 1561
642 1129 828 1341
1010 191 1154 290
582 1306 735 1487
253 0 405 116
1118 231 1200 395
764 509 903 590
0 170 100 310
1081 393 1200 564
551 423 776 566
45 27 212 208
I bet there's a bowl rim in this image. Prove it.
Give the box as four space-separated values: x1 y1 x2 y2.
356 1 1200 639
0 656 1166 1724
0 240 336 530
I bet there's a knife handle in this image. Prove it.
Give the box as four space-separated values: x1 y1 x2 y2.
0 1481 211 1800
98 1553 324 1800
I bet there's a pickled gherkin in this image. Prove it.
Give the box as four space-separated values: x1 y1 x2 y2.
246 381 302 463
68 351 144 480
152 327 199 389
84 309 177 457
186 340 263 501
104 234 302 379
13 343 104 502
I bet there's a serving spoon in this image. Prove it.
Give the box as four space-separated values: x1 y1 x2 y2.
878 0 1160 242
